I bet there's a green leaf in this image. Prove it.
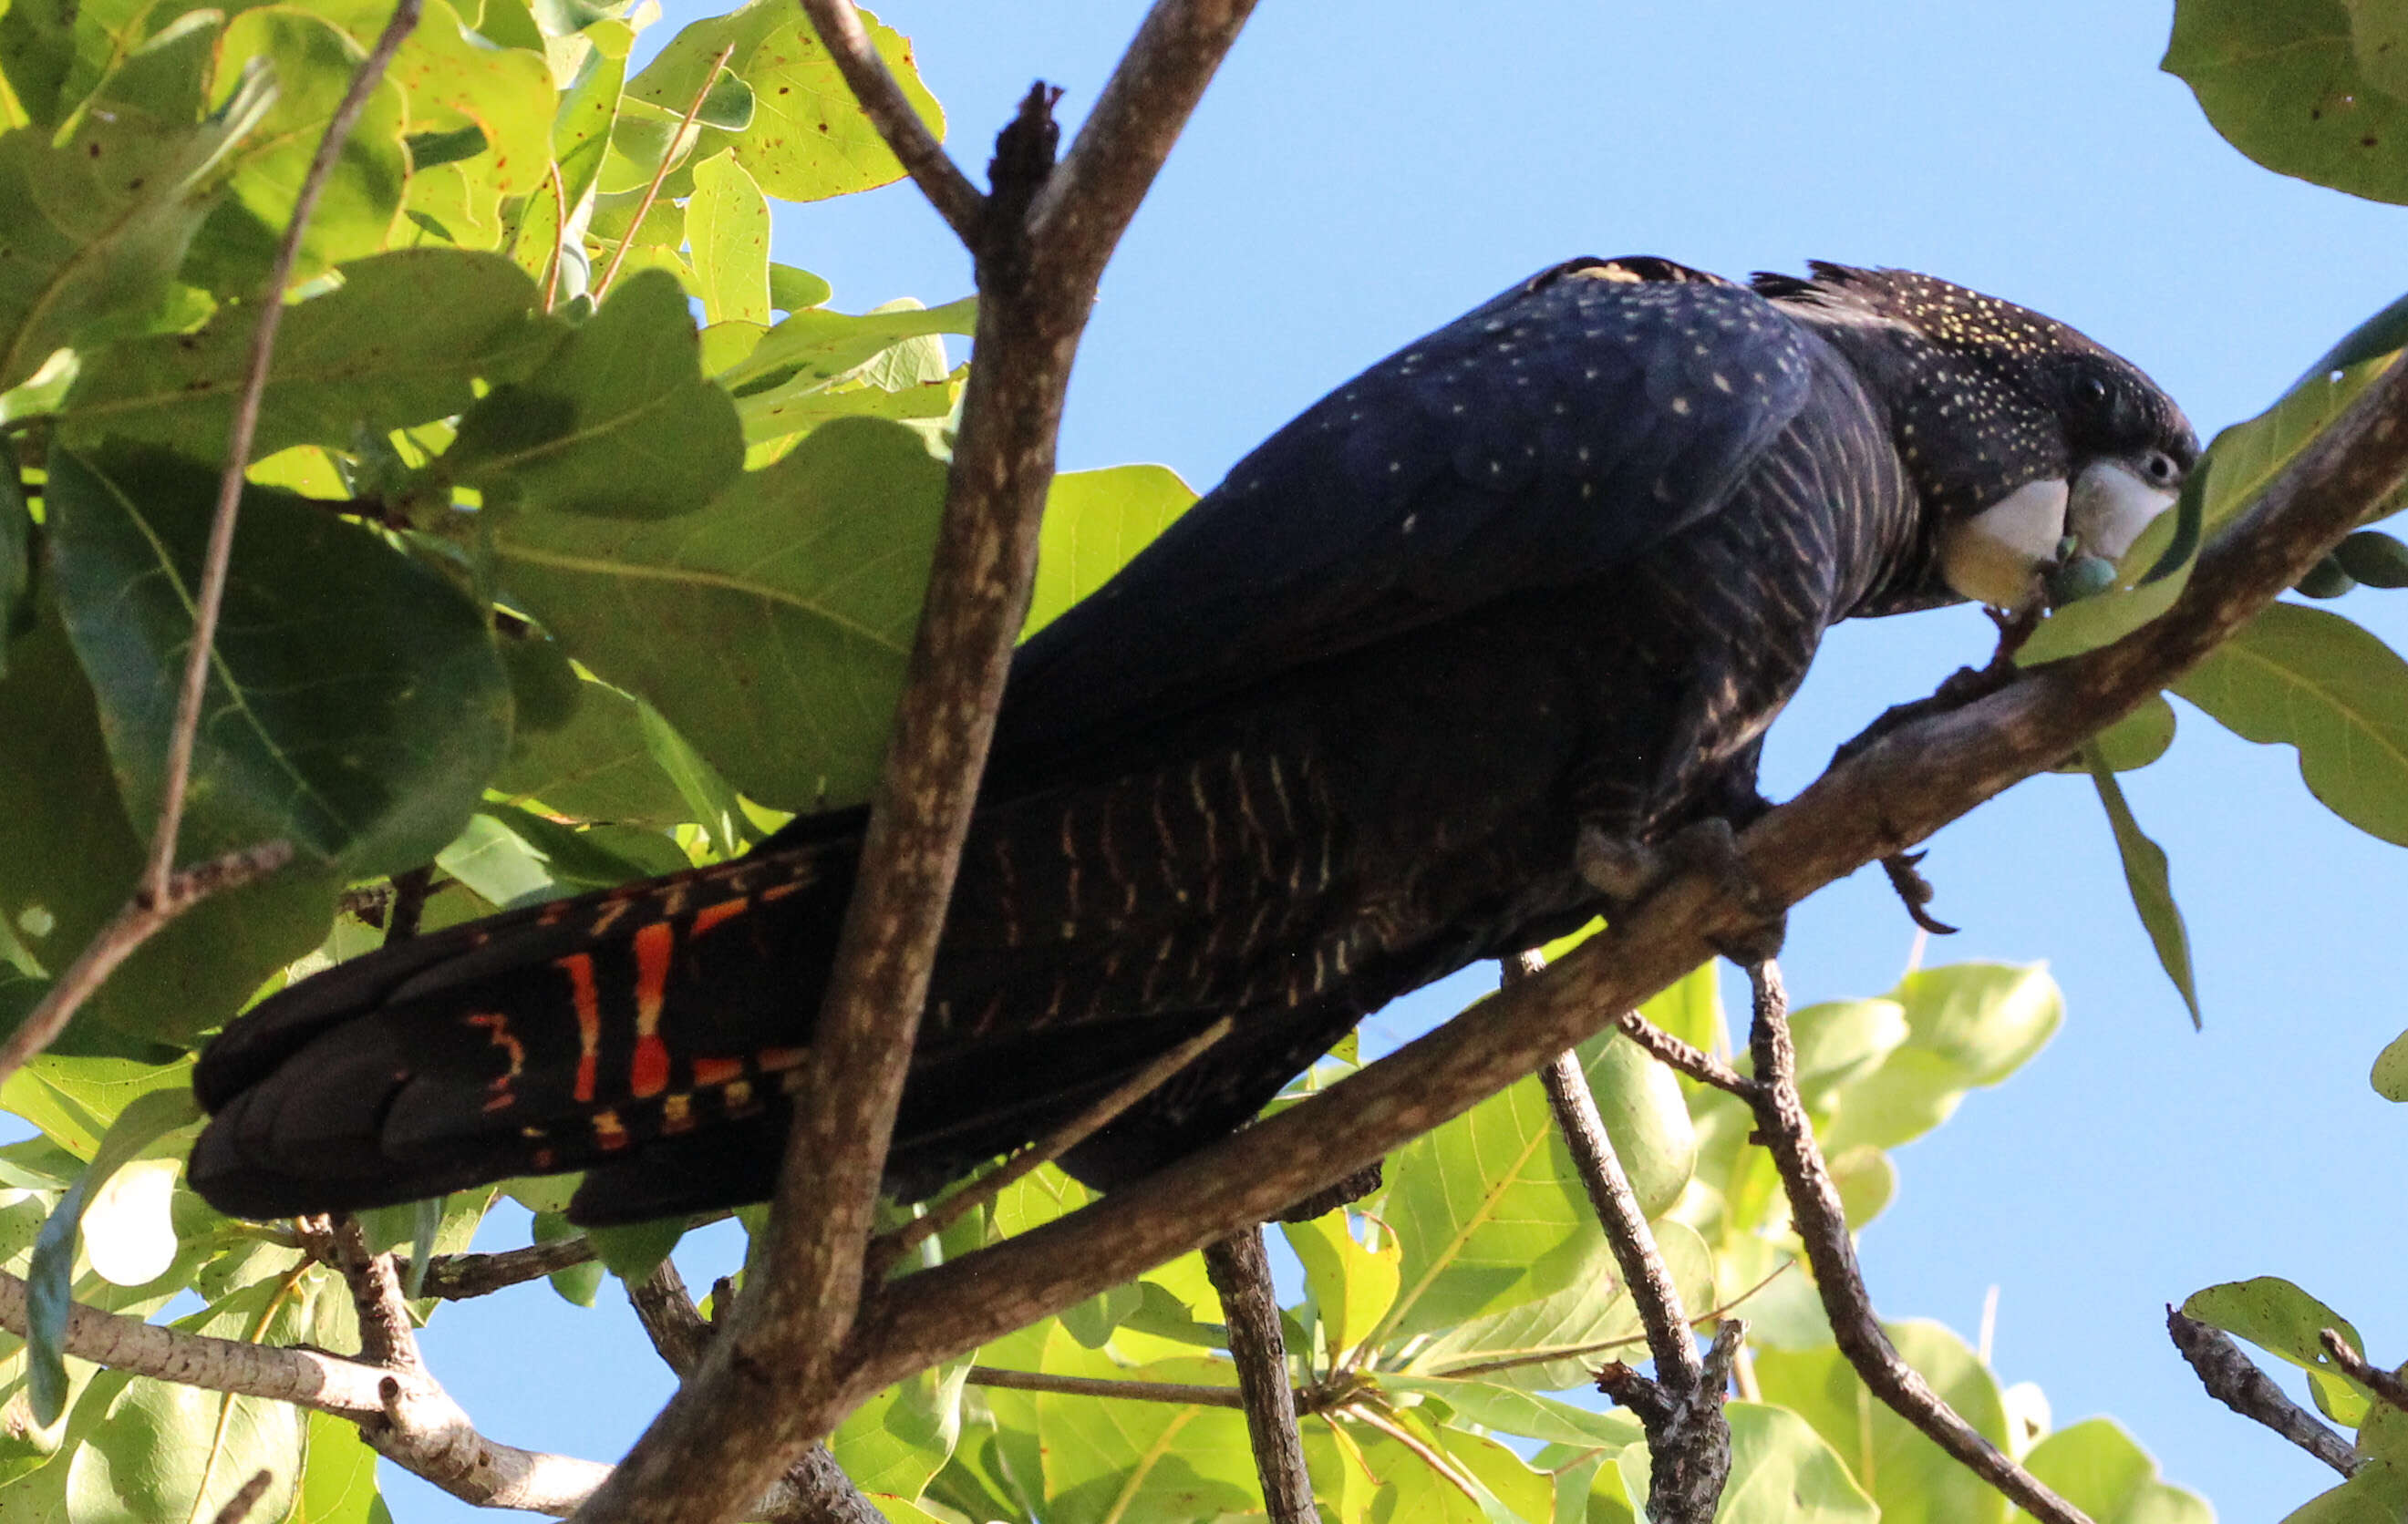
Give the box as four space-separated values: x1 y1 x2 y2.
688 150 770 326
531 1210 602 1308
627 0 943 202
0 51 274 389
1024 465 1199 638
2182 1277 2372 1426
2372 1029 2408 1100
1753 1321 2011 1524
61 1265 323 1524
1819 963 2062 1158
2050 695 2177 774
1281 1210 1400 1358
1381 1377 1642 1448
1690 1403 1878 1523
2279 1459 2408 1524
0 601 339 1043
0 437 26 674
2083 751 2201 1026
770 263 833 312
550 21 626 216
62 250 553 458
828 1356 969 1501
2165 0 2408 203
384 0 554 198
292 1409 389 1524
188 6 409 293
491 675 698 828
2177 601 2408 846
1032 1332 1258 1524
717 296 977 443
25 1088 199 1423
1403 1220 1714 1392
587 1216 682 1282
47 445 512 877
2009 1417 2210 1524
490 415 949 811
1568 1012 1697 1219
446 268 744 518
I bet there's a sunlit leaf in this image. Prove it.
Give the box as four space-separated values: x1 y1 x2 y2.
2009 1417 2211 1524
1023 465 1200 638
1753 1321 2011 1524
2182 1277 2372 1426
688 150 770 326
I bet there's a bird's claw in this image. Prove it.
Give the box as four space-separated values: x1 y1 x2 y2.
1879 850 1958 936
1576 819 1786 965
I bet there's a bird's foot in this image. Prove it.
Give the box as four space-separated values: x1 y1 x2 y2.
1879 850 1958 936
1576 819 1786 965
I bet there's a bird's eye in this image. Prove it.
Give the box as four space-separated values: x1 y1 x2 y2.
2143 449 2179 486
2077 375 2112 410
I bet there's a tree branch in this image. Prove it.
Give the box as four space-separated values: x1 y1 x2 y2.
795 0 983 243
626 1260 714 1380
1204 1230 1318 1523
842 328 2408 1403
2165 1308 2359 1478
1742 960 2088 1523
1611 1008 1758 1103
575 8 1262 1521
2321 1328 2408 1418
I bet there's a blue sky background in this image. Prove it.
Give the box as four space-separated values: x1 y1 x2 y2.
391 4 2408 1519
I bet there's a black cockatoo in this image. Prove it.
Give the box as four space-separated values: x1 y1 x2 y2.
190 256 2196 1225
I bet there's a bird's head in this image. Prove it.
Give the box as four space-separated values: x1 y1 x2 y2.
1757 263 2197 611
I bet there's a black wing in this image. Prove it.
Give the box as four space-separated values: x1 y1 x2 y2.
996 258 1816 767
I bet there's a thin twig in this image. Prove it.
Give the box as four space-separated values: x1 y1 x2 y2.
873 1015 1233 1272
594 44 732 300
1204 1230 1318 1523
628 1260 714 1380
969 1365 1250 1408
1743 960 2091 1524
390 1234 596 1301
1612 1008 1759 1103
145 0 422 902
795 0 984 242
1523 950 1727 1522
2321 1328 2408 1416
2165 1308 2359 1478
0 841 290 1089
207 1469 275 1524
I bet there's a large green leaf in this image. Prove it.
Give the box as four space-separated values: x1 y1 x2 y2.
715 295 977 443
445 268 744 519
1024 465 1198 638
491 674 704 827
0 46 274 389
182 6 408 295
62 250 554 458
2182 1276 2372 1426
2279 1460 2408 1524
2165 0 2408 203
1753 1321 2011 1524
1568 1009 1698 1219
2176 600 2408 845
2009 1418 2210 1524
0 602 338 1043
490 415 948 810
1818 963 2062 1158
384 0 553 198
627 0 942 202
1033 1332 1257 1524
688 149 770 326
1281 1210 1400 1359
829 1357 969 1502
47 446 511 877
291 1409 390 1524
2084 753 2200 1026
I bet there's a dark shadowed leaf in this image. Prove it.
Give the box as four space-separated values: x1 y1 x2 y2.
2083 750 2200 1026
0 603 337 1043
47 447 511 877
2175 601 2408 845
63 250 554 458
491 415 947 809
491 674 699 827
446 269 743 518
0 436 25 674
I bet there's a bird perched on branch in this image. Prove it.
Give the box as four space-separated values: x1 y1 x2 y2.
191 257 2196 1226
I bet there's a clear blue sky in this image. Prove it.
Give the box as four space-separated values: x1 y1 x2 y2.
393 4 2408 1519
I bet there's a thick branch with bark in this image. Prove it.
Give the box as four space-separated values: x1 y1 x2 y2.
842 345 2408 1402
2166 1308 2360 1478
1742 962 2088 1524
574 8 1262 1521
1204 1231 1319 1523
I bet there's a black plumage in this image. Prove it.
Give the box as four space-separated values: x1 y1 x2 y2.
190 257 2196 1225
